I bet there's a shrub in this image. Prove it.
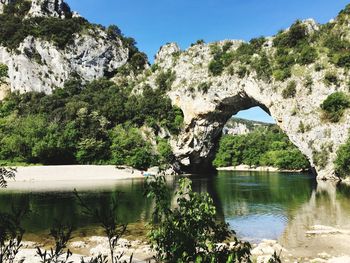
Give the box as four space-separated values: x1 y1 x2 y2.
251 53 272 80
321 92 350 122
191 39 205 47
304 75 313 94
208 59 224 76
313 147 329 169
298 46 318 65
324 71 339 86
155 70 176 92
335 138 350 178
282 81 297 99
197 82 211 94
273 20 308 48
273 68 291 81
145 176 252 262
236 66 249 78
0 64 8 84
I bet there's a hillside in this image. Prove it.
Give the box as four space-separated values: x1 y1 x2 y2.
223 117 274 135
1 0 350 179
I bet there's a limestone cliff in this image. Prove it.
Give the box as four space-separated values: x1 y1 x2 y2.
2 0 350 180
139 7 350 180
0 0 131 93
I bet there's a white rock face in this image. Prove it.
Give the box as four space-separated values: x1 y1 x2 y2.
0 0 129 93
27 0 70 18
0 30 128 93
142 34 350 179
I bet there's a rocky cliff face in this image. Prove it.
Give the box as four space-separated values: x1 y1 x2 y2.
0 0 129 93
2 0 350 180
223 117 272 136
140 10 350 180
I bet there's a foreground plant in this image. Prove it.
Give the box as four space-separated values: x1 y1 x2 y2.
74 190 133 263
36 222 74 263
0 168 16 188
145 175 252 263
0 198 29 263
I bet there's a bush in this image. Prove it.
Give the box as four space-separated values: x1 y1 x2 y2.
110 125 155 170
298 46 318 65
273 20 308 48
145 176 252 262
208 59 224 76
197 82 211 94
155 70 176 92
282 81 297 99
251 53 272 80
335 138 350 178
324 71 339 86
0 64 8 80
321 92 350 122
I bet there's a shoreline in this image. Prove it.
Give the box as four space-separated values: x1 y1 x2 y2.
216 164 305 173
5 165 150 191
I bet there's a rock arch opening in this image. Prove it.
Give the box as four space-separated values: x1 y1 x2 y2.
175 93 311 174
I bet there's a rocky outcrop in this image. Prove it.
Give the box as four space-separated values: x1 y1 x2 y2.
0 33 128 93
141 15 350 180
223 117 271 135
27 0 71 18
0 0 130 93
2 1 350 180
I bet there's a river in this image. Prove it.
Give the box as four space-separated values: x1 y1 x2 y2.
1 170 350 253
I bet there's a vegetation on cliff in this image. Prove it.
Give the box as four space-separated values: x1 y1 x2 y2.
214 126 310 170
0 78 183 169
0 0 147 73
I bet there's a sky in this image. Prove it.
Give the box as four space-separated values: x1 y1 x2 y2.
66 0 349 123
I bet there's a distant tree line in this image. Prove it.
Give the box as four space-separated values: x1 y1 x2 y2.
213 126 310 170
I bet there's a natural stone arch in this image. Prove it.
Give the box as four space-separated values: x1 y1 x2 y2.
143 40 350 180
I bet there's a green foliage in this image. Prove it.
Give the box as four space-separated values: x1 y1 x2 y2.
323 34 350 68
312 146 329 169
273 20 308 48
251 52 272 81
191 39 205 46
208 42 236 76
0 64 8 82
321 92 350 122
298 46 318 65
214 126 310 170
0 5 90 49
324 71 339 86
0 78 183 168
155 70 176 92
110 125 155 170
145 176 252 263
236 66 249 78
157 139 174 164
197 82 211 94
0 167 16 188
282 81 297 99
208 59 224 76
335 137 350 178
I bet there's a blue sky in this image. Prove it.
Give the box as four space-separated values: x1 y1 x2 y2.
66 0 349 123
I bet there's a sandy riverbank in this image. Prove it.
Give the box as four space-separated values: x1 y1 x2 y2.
216 164 304 173
5 165 150 191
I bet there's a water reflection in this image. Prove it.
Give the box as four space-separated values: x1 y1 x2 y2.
279 180 350 250
1 170 350 247
194 171 317 242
